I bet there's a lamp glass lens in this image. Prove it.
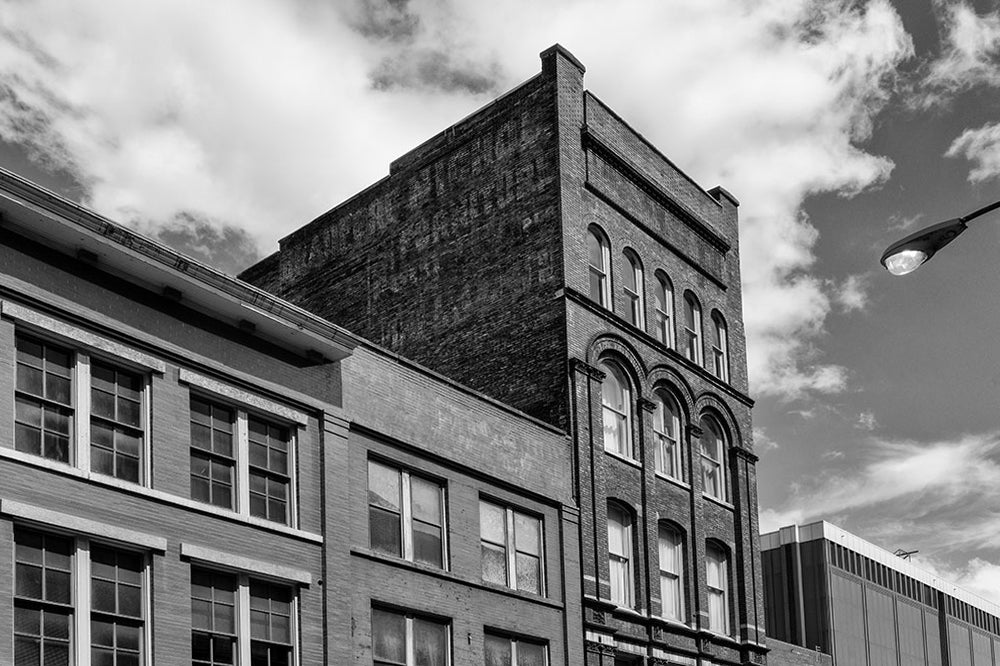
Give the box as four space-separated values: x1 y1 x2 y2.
885 249 928 276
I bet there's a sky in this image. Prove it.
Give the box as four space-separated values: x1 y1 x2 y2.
3 0 1000 604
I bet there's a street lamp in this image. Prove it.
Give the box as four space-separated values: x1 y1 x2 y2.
880 200 1000 276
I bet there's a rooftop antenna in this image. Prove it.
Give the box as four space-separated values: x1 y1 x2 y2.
894 548 918 560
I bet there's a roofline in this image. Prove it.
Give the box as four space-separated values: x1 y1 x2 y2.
0 167 360 361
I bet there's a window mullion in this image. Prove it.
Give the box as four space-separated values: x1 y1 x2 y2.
401 472 413 560
405 616 415 666
78 353 91 471
289 428 299 529
238 574 251 666
143 375 152 486
76 538 91 666
142 555 153 666
505 508 516 589
237 411 250 515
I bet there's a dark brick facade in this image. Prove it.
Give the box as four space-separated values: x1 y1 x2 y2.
242 44 766 666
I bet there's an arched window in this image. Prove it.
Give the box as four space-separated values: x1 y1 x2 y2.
600 362 632 458
683 292 702 365
658 524 685 621
588 227 611 309
622 249 645 328
607 503 633 607
699 415 727 502
653 391 681 480
706 542 730 635
654 273 674 348
711 311 729 383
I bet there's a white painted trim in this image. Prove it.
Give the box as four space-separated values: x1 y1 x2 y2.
180 542 312 585
1 498 167 550
2 300 166 372
0 447 322 543
180 368 309 424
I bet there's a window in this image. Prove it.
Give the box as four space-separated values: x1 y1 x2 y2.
622 250 644 328
368 460 446 568
699 416 727 502
607 503 633 607
14 334 148 483
600 362 632 458
14 528 148 666
191 569 295 666
190 396 295 526
706 544 730 635
682 293 702 365
658 525 685 621
484 633 547 666
711 312 729 383
653 392 682 480
372 607 450 666
480 500 543 594
588 227 611 308
653 274 674 348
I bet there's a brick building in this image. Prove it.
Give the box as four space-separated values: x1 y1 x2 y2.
763 521 1000 666
0 160 581 665
242 45 765 666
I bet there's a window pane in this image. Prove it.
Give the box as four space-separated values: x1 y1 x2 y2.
370 507 402 556
413 521 443 567
517 642 547 666
480 502 505 544
515 553 541 594
372 609 406 664
514 513 540 555
410 477 441 525
413 618 448 666
368 462 400 511
482 543 507 585
485 635 511 666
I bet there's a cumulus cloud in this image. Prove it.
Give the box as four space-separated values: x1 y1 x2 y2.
909 556 1000 605
752 426 780 453
833 273 870 313
946 121 1000 182
0 0 913 395
911 1 1000 109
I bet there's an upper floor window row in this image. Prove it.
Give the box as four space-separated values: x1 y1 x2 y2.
11 331 305 529
583 227 731 384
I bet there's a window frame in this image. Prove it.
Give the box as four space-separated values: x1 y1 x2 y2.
371 606 451 666
189 394 299 528
190 566 300 666
658 525 685 622
607 503 634 608
484 632 549 666
622 249 645 329
600 362 633 460
653 273 675 349
711 311 730 383
699 415 728 503
13 526 152 666
653 391 682 481
682 292 703 365
479 499 545 595
367 459 448 570
14 332 152 485
588 226 612 309
706 543 730 636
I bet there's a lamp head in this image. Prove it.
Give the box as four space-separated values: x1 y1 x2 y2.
880 217 968 276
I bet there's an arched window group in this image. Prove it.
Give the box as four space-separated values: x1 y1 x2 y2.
585 225 731 384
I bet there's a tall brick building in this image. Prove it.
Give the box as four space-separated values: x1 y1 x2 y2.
243 45 765 666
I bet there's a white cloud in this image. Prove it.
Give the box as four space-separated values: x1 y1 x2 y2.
0 0 914 398
753 427 780 453
857 410 877 430
833 273 871 313
913 1 1000 109
909 556 1000 606
946 121 1000 182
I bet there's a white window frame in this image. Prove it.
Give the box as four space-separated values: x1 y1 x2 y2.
699 417 727 502
706 544 730 635
588 227 612 309
13 527 152 666
711 313 730 383
191 566 300 666
607 504 633 608
479 500 545 595
13 332 152 485
654 274 675 348
600 363 633 459
683 293 703 365
372 607 451 666
188 394 299 528
623 250 645 329
653 392 682 480
658 525 685 622
484 632 549 666
368 460 448 569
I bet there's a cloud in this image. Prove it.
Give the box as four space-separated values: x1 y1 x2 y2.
945 121 1000 183
833 273 870 313
887 212 923 232
911 1 1000 109
150 212 260 276
909 556 1000 606
0 0 913 393
856 410 877 431
753 427 780 453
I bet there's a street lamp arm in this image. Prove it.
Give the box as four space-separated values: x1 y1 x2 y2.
880 198 1000 276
